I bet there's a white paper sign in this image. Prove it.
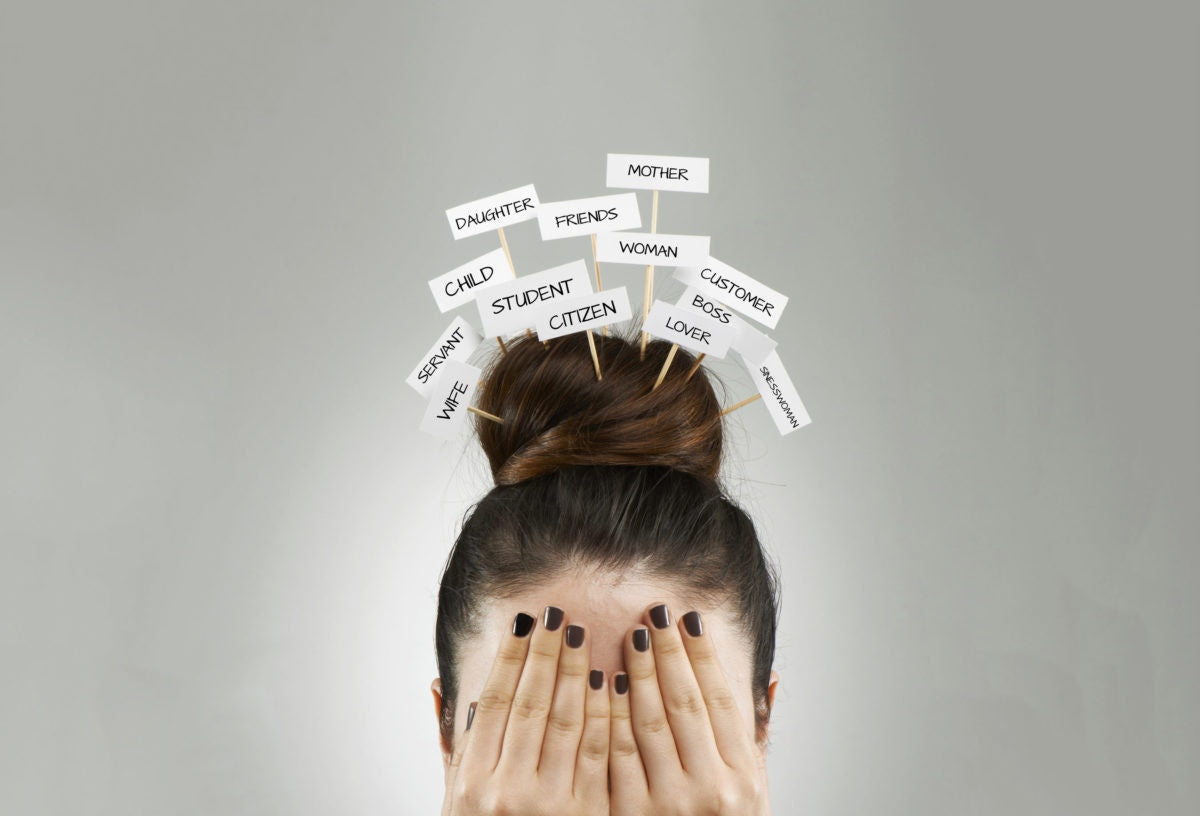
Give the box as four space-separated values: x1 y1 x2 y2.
445 184 540 240
475 259 593 338
535 286 633 341
747 350 811 435
406 316 483 397
606 153 710 193
428 248 514 313
594 232 710 267
673 257 788 330
419 359 484 438
537 193 641 240
643 300 737 358
675 287 778 366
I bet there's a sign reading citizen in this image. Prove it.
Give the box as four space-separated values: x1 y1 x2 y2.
606 153 710 194
445 184 540 240
537 193 641 241
535 287 633 341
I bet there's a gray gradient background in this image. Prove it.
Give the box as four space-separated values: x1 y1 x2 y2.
2 1 1197 814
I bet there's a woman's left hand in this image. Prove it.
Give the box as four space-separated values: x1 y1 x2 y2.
609 604 771 816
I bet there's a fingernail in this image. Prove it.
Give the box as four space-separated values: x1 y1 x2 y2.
566 624 585 648
682 610 703 637
650 604 671 630
589 669 604 690
466 701 477 730
543 606 564 632
512 612 535 637
633 628 650 652
614 673 629 694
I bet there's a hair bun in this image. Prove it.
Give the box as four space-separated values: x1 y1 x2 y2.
475 332 724 485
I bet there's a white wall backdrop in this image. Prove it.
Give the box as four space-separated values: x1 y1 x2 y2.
2 1 1196 813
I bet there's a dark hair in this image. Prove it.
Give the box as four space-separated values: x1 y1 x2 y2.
434 331 779 748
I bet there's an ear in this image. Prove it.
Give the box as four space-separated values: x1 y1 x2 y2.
431 678 451 769
757 670 781 751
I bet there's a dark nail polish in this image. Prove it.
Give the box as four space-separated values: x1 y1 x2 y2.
633 628 650 652
566 624 585 648
466 701 477 730
543 606 564 631
589 669 604 690
682 611 703 637
650 604 671 630
615 673 629 694
512 612 535 637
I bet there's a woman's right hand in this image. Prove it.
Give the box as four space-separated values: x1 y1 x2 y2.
441 606 611 816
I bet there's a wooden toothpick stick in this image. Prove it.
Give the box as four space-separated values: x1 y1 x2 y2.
640 189 660 360
720 393 762 417
684 353 706 382
591 234 608 337
498 227 515 275
468 405 504 424
496 335 508 354
586 330 603 380
652 343 679 391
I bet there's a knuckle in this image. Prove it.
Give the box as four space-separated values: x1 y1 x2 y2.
653 633 686 659
529 639 561 661
556 659 588 679
666 687 707 717
704 689 741 714
578 733 608 763
610 735 640 760
627 661 657 683
509 691 551 721
476 687 514 713
545 710 581 737
637 714 671 737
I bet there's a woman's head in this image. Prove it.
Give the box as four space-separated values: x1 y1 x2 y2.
432 332 780 753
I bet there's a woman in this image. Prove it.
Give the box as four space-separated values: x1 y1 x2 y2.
431 332 781 815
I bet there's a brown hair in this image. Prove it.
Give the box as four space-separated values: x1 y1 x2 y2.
435 330 779 748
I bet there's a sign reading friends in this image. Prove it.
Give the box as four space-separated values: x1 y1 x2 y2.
537 193 642 241
535 286 633 341
475 259 593 338
406 316 483 397
675 287 777 366
747 350 811 435
445 184 540 240
419 359 484 438
673 257 789 330
643 299 738 358
606 153 710 194
593 232 710 267
428 248 514 313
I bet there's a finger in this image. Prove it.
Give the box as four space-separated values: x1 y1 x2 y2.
645 603 723 772
461 611 535 775
624 624 682 782
678 610 757 767
538 623 590 784
608 671 648 809
499 605 566 771
573 668 611 803
442 701 476 816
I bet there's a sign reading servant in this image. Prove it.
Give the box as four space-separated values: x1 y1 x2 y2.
748 349 811 435
594 232 710 267
406 315 483 398
428 248 514 313
673 257 789 330
535 286 633 341
419 359 483 439
675 287 777 367
537 193 641 241
445 184 540 240
475 259 593 338
643 299 737 358
606 153 710 194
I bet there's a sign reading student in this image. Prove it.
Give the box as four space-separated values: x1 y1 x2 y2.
675 287 777 366
643 299 738 358
427 248 514 313
406 316 483 398
419 359 484 439
593 232 710 267
535 287 633 341
475 259 593 338
537 193 641 241
673 257 789 330
747 350 811 435
445 184 540 240
606 153 710 194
